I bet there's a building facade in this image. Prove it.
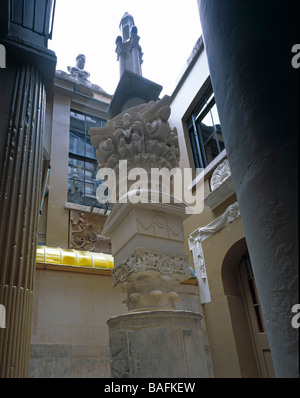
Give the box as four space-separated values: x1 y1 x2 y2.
169 37 275 377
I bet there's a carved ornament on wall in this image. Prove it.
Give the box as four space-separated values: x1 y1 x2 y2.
210 158 231 191
69 210 111 254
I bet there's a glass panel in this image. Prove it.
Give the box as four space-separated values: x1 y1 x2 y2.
210 102 220 126
84 161 98 184
191 89 224 168
195 90 213 119
68 178 84 205
34 0 47 34
84 183 97 206
248 279 258 305
240 253 265 333
24 0 34 29
85 136 96 159
68 110 106 206
69 131 85 156
70 111 85 133
12 0 23 24
254 305 265 333
199 121 214 145
216 127 225 152
85 115 104 130
203 136 221 165
244 254 253 279
68 158 84 181
84 182 95 197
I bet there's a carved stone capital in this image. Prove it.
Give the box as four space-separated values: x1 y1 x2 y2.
90 96 180 175
112 247 190 311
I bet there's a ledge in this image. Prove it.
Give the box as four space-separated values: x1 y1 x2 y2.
36 261 112 276
64 201 110 216
204 175 235 210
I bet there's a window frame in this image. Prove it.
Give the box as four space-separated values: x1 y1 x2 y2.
187 85 224 169
67 109 106 207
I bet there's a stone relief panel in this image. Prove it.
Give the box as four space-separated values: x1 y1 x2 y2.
136 210 184 241
210 158 231 191
69 210 111 254
111 247 190 311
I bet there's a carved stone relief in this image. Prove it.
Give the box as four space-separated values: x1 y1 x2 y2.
210 158 231 191
136 210 184 241
90 96 180 180
112 247 190 311
69 210 111 254
188 201 241 303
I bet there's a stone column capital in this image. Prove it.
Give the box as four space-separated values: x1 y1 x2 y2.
112 247 190 312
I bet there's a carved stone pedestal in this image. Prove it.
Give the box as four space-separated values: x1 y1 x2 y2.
103 200 210 377
108 310 209 378
90 96 210 377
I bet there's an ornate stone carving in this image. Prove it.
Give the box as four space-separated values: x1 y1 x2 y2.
188 201 241 303
136 210 184 241
56 54 107 95
192 201 240 243
67 54 90 81
69 211 111 254
90 96 180 176
112 247 190 311
210 158 231 191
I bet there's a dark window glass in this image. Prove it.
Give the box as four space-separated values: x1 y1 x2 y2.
68 110 106 207
240 253 265 333
187 85 224 169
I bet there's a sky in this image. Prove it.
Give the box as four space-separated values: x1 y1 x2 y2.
48 0 202 96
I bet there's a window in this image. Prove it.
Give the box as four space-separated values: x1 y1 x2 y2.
68 110 106 207
187 85 224 169
239 253 265 333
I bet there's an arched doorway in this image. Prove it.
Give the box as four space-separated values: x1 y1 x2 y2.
222 238 275 378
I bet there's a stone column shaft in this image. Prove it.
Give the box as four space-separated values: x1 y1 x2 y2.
0 63 46 377
197 0 298 377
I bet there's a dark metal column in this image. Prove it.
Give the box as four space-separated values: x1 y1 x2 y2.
0 63 46 377
0 0 56 377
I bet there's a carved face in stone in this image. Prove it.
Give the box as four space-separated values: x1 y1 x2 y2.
76 54 86 70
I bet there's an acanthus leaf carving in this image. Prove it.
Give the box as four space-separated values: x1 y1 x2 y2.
210 158 231 191
89 96 180 177
112 247 190 288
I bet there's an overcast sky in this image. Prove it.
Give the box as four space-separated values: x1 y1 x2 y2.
48 0 202 96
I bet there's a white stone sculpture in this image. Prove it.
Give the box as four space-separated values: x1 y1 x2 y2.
189 201 241 303
210 158 231 191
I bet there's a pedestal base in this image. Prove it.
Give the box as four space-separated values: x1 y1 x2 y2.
107 310 211 378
